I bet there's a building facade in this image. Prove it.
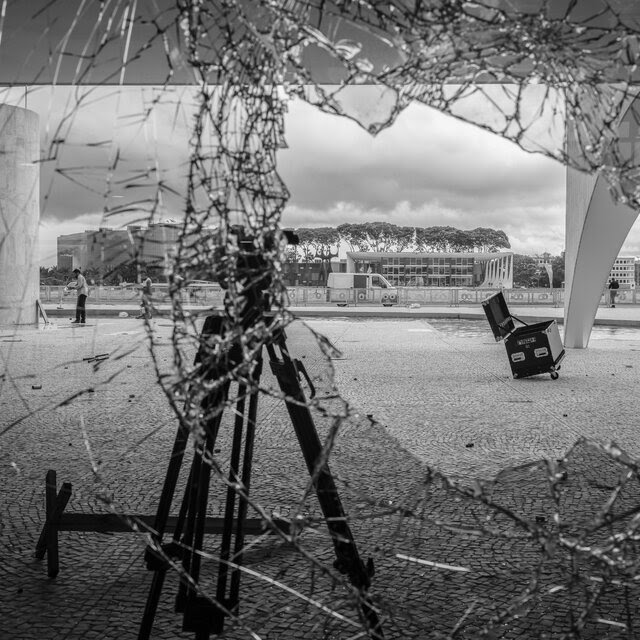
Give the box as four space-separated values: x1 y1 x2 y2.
57 222 187 277
57 253 74 271
57 228 132 274
129 223 182 269
344 251 514 288
609 256 636 288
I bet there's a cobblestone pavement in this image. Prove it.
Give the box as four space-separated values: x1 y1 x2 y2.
2 316 640 639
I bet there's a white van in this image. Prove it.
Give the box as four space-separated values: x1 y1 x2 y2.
326 272 399 307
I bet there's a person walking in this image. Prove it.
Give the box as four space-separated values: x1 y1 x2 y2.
608 277 620 308
67 267 89 324
136 273 153 319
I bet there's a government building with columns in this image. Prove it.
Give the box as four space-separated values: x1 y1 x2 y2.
344 251 514 288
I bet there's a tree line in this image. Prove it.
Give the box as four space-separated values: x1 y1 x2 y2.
290 222 511 264
41 222 522 286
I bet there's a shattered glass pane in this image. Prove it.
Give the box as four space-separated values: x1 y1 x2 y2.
3 1 640 638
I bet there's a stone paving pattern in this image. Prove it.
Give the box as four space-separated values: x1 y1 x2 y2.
2 313 640 638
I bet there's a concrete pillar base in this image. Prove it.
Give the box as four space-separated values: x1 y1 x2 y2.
0 105 40 325
564 95 640 349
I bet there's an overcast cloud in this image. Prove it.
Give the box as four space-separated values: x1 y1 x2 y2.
15 85 640 265
278 99 568 255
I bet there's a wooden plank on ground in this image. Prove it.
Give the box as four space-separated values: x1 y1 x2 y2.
35 481 72 559
58 513 290 535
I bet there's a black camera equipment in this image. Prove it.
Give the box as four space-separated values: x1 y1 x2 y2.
138 228 384 639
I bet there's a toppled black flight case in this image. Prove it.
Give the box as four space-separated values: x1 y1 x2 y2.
482 291 565 380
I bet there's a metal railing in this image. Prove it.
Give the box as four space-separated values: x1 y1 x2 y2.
39 285 639 307
285 287 566 307
39 284 226 306
285 287 635 307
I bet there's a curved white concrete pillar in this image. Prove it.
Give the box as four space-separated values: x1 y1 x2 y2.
564 97 639 348
0 105 40 325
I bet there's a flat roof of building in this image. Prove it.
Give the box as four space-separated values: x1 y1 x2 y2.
347 251 513 259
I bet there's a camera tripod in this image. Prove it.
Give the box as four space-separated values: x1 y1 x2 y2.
138 312 384 640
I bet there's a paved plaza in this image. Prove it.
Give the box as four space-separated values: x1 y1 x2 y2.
3 309 640 638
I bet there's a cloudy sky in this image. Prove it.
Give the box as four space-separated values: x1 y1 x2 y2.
7 84 638 266
279 97 567 253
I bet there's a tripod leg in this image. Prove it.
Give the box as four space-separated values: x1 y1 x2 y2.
267 336 384 639
140 314 249 640
177 395 226 611
138 462 194 640
180 433 215 631
145 419 190 552
228 373 260 607
181 376 258 637
140 381 228 639
216 382 249 611
145 313 229 555
182 368 263 636
216 358 262 614
139 414 193 640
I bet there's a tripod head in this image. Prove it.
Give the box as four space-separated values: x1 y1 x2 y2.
214 226 299 330
194 226 299 373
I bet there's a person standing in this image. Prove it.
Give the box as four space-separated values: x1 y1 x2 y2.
608 277 620 308
68 267 89 324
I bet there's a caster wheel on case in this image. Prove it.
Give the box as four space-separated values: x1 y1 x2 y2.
550 371 559 380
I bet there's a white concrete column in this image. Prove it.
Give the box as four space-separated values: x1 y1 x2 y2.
564 96 639 348
0 105 40 325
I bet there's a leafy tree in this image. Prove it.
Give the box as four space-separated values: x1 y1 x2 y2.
414 227 510 253
294 228 318 262
282 244 298 264
415 226 455 251
448 228 474 252
335 223 510 254
335 223 367 252
83 266 102 285
337 222 414 252
40 265 72 285
103 260 141 284
512 254 540 287
395 226 416 251
512 254 564 288
467 227 511 252
362 221 397 251
413 227 432 252
294 227 341 283
551 254 565 288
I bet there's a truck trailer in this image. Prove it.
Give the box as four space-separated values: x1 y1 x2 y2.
326 273 399 306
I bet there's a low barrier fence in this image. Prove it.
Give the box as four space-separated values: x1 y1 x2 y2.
40 284 227 306
312 287 567 306
40 285 639 307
